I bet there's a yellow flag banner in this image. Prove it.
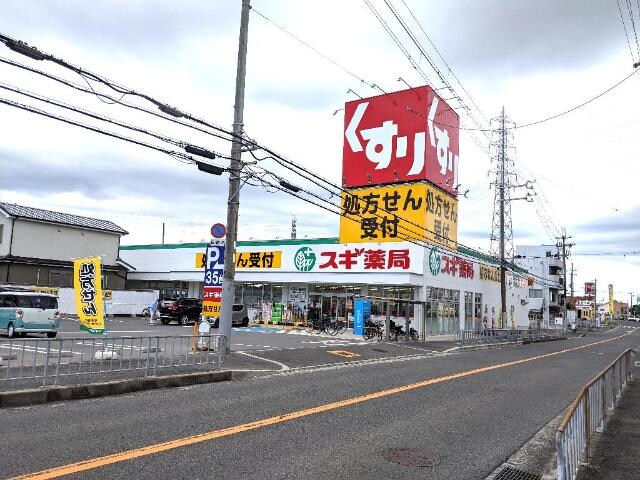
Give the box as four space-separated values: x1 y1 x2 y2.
73 257 105 334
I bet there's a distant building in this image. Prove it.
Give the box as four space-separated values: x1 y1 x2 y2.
0 202 131 289
514 245 564 328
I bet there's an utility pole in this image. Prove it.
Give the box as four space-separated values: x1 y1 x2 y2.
291 215 297 239
570 263 576 299
499 108 506 327
220 0 251 352
556 231 574 327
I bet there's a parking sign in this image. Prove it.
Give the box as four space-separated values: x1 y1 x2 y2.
202 242 224 317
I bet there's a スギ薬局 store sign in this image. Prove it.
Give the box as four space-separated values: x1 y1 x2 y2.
338 183 457 248
342 86 459 196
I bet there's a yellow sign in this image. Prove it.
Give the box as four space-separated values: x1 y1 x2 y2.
73 257 105 334
479 265 501 282
608 284 614 314
339 183 458 248
195 253 206 268
235 251 282 269
29 286 60 297
196 251 282 269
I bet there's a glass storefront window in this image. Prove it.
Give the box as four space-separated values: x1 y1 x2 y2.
464 292 473 330
424 287 460 334
474 293 483 329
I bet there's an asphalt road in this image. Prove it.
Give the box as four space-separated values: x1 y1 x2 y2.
1 325 638 480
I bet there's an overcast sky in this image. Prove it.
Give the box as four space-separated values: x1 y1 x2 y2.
0 0 638 303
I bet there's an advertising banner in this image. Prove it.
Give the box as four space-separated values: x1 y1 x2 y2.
585 282 595 295
353 299 371 336
342 85 459 196
202 242 224 318
339 183 457 248
73 256 105 334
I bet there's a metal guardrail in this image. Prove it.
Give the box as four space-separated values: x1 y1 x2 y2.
556 348 635 480
454 328 564 345
0 334 226 390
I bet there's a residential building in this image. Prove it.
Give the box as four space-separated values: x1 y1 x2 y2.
0 202 130 289
514 245 565 328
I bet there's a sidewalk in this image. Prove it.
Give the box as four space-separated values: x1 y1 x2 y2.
576 369 640 479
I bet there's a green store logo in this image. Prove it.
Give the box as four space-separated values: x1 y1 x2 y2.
428 247 441 276
294 247 316 272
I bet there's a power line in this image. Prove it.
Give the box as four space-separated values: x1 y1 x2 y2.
0 56 236 145
572 250 640 257
0 81 227 159
397 0 489 125
0 96 229 170
516 67 640 129
626 0 640 58
0 32 551 282
618 0 637 64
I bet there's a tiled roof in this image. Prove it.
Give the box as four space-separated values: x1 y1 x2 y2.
0 202 128 235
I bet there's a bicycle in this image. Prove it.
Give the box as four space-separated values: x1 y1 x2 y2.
362 320 383 341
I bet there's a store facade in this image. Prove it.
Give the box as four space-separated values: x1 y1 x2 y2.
121 237 531 335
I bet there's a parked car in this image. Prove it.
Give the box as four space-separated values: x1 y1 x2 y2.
158 298 202 325
208 304 250 328
628 316 640 322
0 291 60 338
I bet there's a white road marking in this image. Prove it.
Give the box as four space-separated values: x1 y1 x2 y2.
236 351 290 370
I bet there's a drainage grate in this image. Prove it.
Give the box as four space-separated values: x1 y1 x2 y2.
382 448 440 467
494 466 542 480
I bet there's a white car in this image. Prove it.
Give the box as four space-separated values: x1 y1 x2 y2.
628 316 640 322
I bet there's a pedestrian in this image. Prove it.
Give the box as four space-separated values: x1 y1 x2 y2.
570 321 577 335
149 297 160 326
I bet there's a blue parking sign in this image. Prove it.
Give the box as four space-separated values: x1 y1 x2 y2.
205 244 224 287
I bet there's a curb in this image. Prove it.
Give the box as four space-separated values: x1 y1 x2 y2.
0 370 232 408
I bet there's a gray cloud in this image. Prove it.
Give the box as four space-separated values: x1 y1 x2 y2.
417 0 627 78
2 0 239 57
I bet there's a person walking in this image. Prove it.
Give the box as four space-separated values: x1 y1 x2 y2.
149 297 160 326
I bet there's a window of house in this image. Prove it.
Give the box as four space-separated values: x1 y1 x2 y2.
529 289 543 298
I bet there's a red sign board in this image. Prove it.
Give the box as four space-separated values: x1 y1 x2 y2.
342 85 460 196
585 282 595 295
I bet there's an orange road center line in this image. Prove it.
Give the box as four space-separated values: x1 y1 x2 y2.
11 330 636 480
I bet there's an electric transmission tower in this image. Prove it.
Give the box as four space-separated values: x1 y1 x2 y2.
489 107 535 324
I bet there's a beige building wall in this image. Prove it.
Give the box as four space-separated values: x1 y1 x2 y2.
10 219 120 265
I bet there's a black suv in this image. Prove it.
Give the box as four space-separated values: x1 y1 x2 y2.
158 298 202 325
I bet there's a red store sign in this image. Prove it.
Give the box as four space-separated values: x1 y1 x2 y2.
342 85 460 196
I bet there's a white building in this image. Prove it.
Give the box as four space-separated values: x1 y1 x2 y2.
514 245 564 328
121 238 531 336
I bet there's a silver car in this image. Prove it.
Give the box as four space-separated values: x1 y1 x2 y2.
206 304 250 328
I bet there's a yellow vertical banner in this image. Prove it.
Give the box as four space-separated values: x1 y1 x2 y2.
73 257 105 334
